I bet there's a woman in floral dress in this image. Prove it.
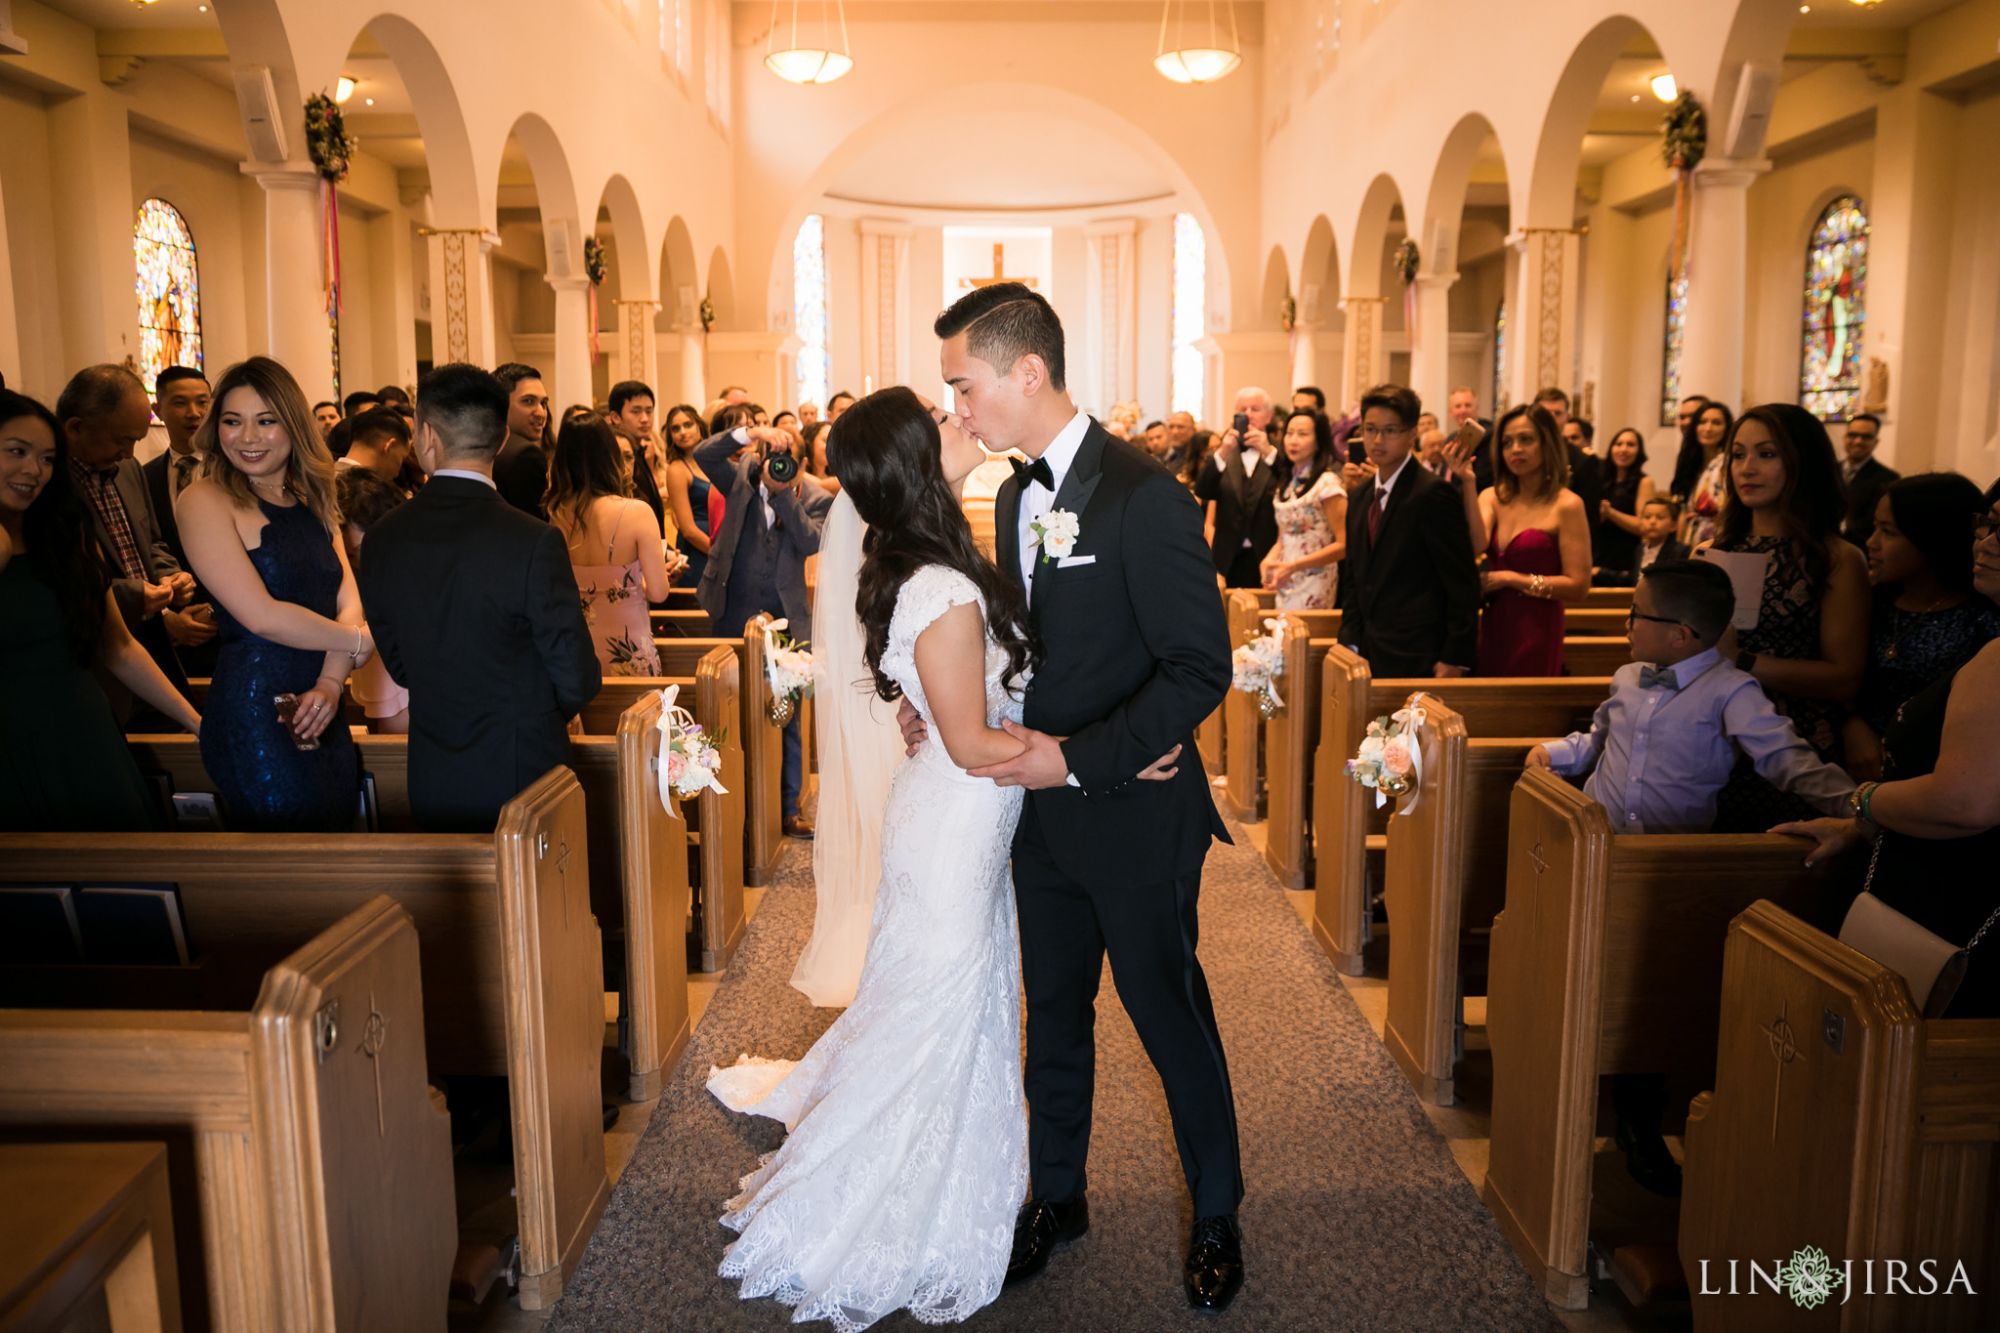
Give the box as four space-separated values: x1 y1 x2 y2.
547 416 680 676
1261 407 1347 610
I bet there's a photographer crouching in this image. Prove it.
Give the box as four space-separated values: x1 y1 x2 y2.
694 418 834 838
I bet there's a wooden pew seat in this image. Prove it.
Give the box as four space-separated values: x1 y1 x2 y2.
1481 767 1830 1310
0 897 455 1331
0 772 605 1311
1681 901 1999 1327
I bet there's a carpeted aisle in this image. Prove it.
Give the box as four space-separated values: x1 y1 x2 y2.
546 815 1556 1332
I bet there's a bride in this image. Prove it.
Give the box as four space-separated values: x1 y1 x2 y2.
707 388 1175 1328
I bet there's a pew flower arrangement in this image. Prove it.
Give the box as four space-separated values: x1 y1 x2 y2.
655 684 728 816
1345 700 1429 810
762 619 814 725
1231 614 1288 718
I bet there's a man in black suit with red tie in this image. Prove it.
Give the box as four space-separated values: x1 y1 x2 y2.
1338 384 1479 678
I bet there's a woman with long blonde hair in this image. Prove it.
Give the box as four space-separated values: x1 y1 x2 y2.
177 356 371 828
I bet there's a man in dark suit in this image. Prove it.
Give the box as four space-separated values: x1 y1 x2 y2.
492 362 552 520
1193 385 1279 587
1838 413 1896 547
1446 385 1495 491
1339 383 1480 677
57 364 196 727
141 365 218 672
923 283 1244 1312
358 363 601 832
695 417 832 838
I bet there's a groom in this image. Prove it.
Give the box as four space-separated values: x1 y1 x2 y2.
923 283 1245 1311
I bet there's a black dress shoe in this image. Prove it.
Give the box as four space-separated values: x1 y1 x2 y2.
1004 1195 1088 1287
1185 1213 1244 1314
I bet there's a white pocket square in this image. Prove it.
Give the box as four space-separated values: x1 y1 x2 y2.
1055 554 1097 568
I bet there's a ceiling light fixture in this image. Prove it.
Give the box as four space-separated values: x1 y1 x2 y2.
764 0 853 85
334 75 357 104
1155 0 1243 85
364 97 375 107
1650 73 1678 103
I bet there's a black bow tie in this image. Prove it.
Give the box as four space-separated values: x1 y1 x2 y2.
1011 455 1055 492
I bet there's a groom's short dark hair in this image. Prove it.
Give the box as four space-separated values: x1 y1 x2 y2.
934 282 1066 392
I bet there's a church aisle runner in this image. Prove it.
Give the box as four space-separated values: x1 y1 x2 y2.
546 817 1556 1331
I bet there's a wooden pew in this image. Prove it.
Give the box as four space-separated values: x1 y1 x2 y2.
0 771 606 1311
1681 901 2000 1328
1562 636 1631 677
1564 607 1629 637
1379 696 1546 1105
649 607 712 638
1309 649 1610 975
0 897 455 1331
1583 586 1633 608
1261 617 1339 888
0 1142 181 1332
1481 767 1826 1310
1221 595 1339 826
134 655 745 1083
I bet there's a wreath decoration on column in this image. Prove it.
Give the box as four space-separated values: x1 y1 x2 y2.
1393 237 1422 343
584 235 607 361
1661 90 1707 278
305 92 356 391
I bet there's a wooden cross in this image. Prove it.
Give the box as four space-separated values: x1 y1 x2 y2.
555 838 573 928
1760 1000 1805 1143
962 242 1038 290
358 991 387 1137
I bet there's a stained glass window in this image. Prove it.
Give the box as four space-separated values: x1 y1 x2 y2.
1492 300 1506 411
1171 212 1206 420
134 199 202 395
1659 264 1688 427
792 214 829 411
1801 195 1868 421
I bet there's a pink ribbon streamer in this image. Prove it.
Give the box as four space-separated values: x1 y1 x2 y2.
588 284 601 362
321 178 343 320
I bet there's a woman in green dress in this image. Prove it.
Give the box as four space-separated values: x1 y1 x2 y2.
0 389 200 830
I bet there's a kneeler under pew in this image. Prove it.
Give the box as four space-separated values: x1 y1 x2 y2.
1309 646 1610 976
0 896 456 1331
0 771 606 1313
1481 766 1831 1311
1678 900 2000 1329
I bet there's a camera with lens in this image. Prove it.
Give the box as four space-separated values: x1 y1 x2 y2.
751 441 800 486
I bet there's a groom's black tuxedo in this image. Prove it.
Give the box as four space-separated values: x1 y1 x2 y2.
995 418 1244 1220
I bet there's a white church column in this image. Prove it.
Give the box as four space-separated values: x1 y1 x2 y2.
1678 159 1769 420
245 162 335 400
617 299 661 392
50 89 137 374
858 220 911 395
1409 272 1457 417
1287 324 1318 402
548 274 593 415
1085 219 1138 412
1342 296 1387 395
422 227 499 368
0 166 22 386
1505 227 1582 405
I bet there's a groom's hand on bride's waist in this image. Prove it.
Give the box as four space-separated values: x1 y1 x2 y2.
896 697 928 757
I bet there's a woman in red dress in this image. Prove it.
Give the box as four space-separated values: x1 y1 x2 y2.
1444 403 1592 676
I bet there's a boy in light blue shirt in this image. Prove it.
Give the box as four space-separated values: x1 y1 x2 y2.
1527 559 1853 833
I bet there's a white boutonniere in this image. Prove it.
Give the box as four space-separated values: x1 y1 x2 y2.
1030 508 1081 563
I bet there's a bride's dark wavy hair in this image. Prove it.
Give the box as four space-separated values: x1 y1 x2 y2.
830 386 1039 703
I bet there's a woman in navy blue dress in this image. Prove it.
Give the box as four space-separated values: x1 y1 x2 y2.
178 357 370 830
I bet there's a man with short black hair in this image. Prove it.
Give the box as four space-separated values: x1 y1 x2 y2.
357 363 600 831
142 366 215 664
1291 385 1325 413
1338 383 1479 677
493 362 553 520
826 390 856 422
1838 413 1896 547
607 378 669 538
342 389 382 419
339 408 414 485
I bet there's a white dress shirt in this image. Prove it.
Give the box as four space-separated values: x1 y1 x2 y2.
1016 409 1092 589
432 468 496 489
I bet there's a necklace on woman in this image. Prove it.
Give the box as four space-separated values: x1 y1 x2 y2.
1883 593 1953 662
250 476 290 506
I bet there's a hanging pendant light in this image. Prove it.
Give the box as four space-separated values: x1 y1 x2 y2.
764 0 854 85
1154 0 1242 85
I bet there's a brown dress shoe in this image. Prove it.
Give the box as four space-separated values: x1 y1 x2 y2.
783 814 816 839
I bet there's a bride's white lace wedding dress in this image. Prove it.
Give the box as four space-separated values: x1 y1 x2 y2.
706 564 1029 1330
